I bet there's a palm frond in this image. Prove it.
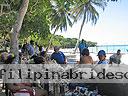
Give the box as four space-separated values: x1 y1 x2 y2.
66 15 73 27
91 0 107 10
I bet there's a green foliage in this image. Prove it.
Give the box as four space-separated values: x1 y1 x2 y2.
47 0 73 31
71 0 107 25
0 12 17 40
0 0 22 11
20 13 50 39
19 0 50 42
52 35 77 48
0 0 117 49
0 0 21 37
0 0 50 41
86 41 97 47
51 35 97 48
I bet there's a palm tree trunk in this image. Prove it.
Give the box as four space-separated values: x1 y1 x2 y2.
74 7 87 54
10 0 29 63
45 27 58 55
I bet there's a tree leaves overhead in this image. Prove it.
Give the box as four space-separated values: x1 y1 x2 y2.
19 0 50 39
20 13 50 39
0 0 51 44
0 0 118 47
71 0 107 25
0 0 22 11
48 0 73 32
0 11 16 35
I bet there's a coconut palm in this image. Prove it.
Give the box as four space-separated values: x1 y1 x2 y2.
72 0 107 53
45 0 73 54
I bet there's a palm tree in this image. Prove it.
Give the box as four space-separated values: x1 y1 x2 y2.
72 0 107 53
45 0 73 54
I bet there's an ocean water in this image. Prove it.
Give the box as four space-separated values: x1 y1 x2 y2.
89 45 128 53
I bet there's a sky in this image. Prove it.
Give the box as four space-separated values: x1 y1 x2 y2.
52 0 128 45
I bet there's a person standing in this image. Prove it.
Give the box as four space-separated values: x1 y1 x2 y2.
78 39 88 56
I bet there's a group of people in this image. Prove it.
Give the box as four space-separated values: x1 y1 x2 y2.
0 40 48 96
78 39 122 65
15 39 122 66
20 40 45 57
19 40 67 65
79 47 122 65
0 39 122 96
51 39 122 65
0 40 66 65
19 40 46 64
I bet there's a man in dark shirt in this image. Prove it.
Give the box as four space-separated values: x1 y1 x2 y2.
51 46 66 64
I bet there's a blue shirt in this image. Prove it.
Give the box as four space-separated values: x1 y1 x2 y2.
27 44 34 56
78 42 88 53
98 60 108 64
51 51 65 64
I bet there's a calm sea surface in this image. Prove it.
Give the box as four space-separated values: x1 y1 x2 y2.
89 45 128 53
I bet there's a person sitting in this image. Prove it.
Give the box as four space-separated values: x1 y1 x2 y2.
97 50 108 64
6 54 48 96
80 48 93 64
51 46 66 64
92 50 109 72
4 53 15 64
0 52 47 96
21 40 29 54
109 49 122 64
27 40 35 57
38 46 45 57
33 55 45 64
0 51 15 64
92 50 109 70
0 51 8 63
35 42 39 55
